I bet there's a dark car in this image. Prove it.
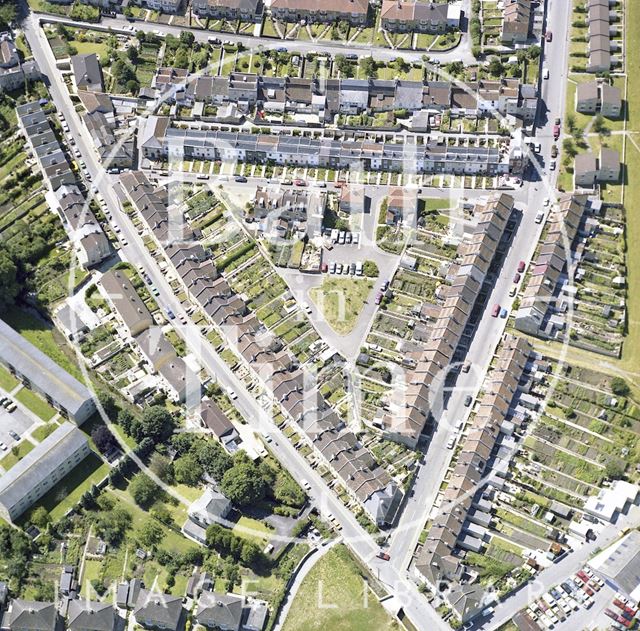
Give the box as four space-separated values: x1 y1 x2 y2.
464 395 473 407
513 272 521 283
546 31 553 42
234 176 247 183
376 551 390 561
517 260 526 273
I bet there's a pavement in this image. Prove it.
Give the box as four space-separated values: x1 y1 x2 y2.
20 9 452 630
386 0 575 593
19 0 590 627
32 0 475 66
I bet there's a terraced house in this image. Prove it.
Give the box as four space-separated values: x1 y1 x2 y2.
379 194 515 448
380 0 461 33
139 116 523 176
415 335 533 624
269 0 369 25
118 171 403 527
191 0 263 21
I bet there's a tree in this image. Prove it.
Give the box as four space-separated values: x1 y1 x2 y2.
605 460 625 480
127 46 138 63
135 406 175 443
29 507 50 530
171 433 197 457
95 506 131 544
0 249 18 313
220 455 266 506
97 391 119 419
129 473 161 508
173 453 204 487
445 61 464 77
611 377 630 397
393 57 410 74
138 519 164 548
363 260 379 278
91 426 117 454
360 57 377 79
180 31 195 47
174 48 189 69
149 452 174 483
488 56 504 77
562 138 577 158
195 440 232 481
593 114 609 136
117 408 135 434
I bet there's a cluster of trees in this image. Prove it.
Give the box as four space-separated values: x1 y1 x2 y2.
0 0 16 30
164 32 199 70
205 523 265 569
117 405 176 444
0 213 66 313
0 524 31 585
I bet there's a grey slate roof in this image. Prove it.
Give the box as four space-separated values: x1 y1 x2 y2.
195 591 243 631
0 423 89 518
133 590 183 630
67 600 115 631
0 317 94 421
9 600 56 631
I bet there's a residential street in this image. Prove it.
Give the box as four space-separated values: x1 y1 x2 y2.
20 8 451 630
32 1 475 66
19 0 590 626
387 0 575 593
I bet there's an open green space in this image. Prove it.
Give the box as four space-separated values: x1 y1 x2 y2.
0 440 35 470
0 366 18 393
15 387 57 422
28 453 109 522
2 307 83 381
309 279 373 336
282 545 399 631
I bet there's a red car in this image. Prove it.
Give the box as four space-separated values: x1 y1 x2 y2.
577 571 589 582
546 31 553 42
377 551 390 561
491 304 500 317
518 260 526 273
513 272 521 283
294 179 306 187
321 263 328 273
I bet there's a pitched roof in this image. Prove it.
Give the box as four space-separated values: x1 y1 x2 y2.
67 600 115 631
195 591 243 630
10 601 56 631
133 590 183 629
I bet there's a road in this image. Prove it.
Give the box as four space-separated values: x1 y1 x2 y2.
31 2 475 65
20 9 450 630
387 0 575 589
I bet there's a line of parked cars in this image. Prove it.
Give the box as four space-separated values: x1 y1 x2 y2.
328 229 360 246
605 592 639 629
324 261 364 277
525 567 605 629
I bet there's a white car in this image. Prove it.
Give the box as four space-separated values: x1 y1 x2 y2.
543 67 550 79
301 302 312 315
226 387 238 400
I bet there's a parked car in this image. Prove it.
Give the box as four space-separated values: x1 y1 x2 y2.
491 303 500 317
376 551 390 561
500 307 508 318
9 430 19 441
165 307 175 319
464 395 473 407
546 31 553 42
551 144 558 158
513 272 521 283
226 387 238 400
375 291 383 305
234 176 247 183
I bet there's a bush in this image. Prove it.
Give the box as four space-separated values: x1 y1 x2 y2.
363 260 379 277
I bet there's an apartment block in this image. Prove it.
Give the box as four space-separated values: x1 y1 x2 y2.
0 423 91 522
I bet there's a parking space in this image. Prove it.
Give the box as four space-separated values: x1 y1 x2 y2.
0 405 37 453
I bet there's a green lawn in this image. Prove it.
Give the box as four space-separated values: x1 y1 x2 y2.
27 452 110 522
3 307 83 381
31 422 60 443
15 387 57 422
0 366 18 392
309 279 373 335
232 516 273 544
282 545 399 631
0 440 36 470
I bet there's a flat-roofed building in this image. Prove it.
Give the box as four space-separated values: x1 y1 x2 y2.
0 422 91 522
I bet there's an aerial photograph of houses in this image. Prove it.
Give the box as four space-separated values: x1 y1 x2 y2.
0 0 637 630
